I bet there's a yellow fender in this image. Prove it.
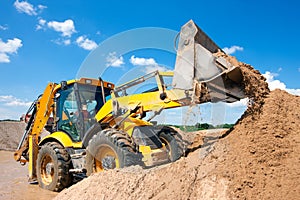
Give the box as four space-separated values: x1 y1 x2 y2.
39 131 82 148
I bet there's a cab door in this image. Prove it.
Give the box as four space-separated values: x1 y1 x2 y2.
56 84 82 142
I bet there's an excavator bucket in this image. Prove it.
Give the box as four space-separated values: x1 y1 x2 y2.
173 20 245 103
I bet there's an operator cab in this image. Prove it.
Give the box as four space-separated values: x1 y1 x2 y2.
55 78 114 142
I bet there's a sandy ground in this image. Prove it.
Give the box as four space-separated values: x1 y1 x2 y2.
0 150 57 200
0 122 56 200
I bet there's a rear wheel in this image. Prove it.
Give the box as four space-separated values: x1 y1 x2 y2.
85 129 142 176
37 142 72 192
158 127 184 162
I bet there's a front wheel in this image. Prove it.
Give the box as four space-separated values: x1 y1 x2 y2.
158 127 184 162
85 129 142 176
37 142 72 192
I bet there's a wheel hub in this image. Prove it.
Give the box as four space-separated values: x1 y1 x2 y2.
93 145 120 172
45 163 54 176
40 155 55 185
101 156 116 170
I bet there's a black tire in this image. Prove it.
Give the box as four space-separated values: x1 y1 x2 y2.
37 142 72 192
85 128 143 176
157 126 184 162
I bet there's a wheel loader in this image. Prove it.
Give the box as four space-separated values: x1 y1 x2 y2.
14 20 245 191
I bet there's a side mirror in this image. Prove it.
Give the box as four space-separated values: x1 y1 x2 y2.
55 93 60 99
61 81 68 90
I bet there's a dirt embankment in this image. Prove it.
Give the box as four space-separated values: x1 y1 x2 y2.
55 60 299 199
0 121 25 151
212 89 300 199
0 150 57 200
3 88 298 200
55 89 300 200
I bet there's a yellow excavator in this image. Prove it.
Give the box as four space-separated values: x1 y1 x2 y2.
14 20 245 191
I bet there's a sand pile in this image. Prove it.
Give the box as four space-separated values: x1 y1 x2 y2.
0 121 26 151
55 88 300 200
0 90 294 200
55 55 300 200
213 89 300 199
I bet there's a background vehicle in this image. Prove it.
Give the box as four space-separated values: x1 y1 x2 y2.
14 20 245 191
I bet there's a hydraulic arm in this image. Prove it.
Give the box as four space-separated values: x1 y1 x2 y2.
14 82 57 181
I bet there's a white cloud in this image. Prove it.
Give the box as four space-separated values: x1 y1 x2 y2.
0 25 8 30
38 19 46 26
286 88 300 96
36 18 46 30
263 71 300 96
14 1 46 16
63 39 71 45
129 55 168 73
36 25 42 31
0 95 32 119
37 4 47 12
106 52 124 67
0 53 10 63
0 38 23 63
263 72 285 90
5 100 32 107
0 95 14 102
51 38 71 46
144 65 168 74
47 19 76 37
0 38 22 53
0 95 32 107
76 36 98 51
222 45 244 55
130 55 157 66
76 35 98 51
226 98 249 108
14 0 37 15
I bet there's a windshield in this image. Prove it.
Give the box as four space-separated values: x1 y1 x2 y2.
56 83 112 141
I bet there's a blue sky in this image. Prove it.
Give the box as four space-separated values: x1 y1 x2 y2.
0 0 299 124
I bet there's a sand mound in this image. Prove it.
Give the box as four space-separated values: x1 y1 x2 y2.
54 55 300 200
0 121 26 151
55 89 300 200
214 89 300 199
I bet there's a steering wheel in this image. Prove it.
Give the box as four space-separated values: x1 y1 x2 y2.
63 107 79 127
89 109 96 117
63 107 72 122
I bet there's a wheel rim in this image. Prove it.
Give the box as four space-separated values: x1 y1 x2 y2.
40 154 55 185
160 137 172 158
94 144 120 172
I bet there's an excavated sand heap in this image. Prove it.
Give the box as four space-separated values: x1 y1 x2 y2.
55 89 300 200
53 60 300 200
0 121 25 151
214 89 300 199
